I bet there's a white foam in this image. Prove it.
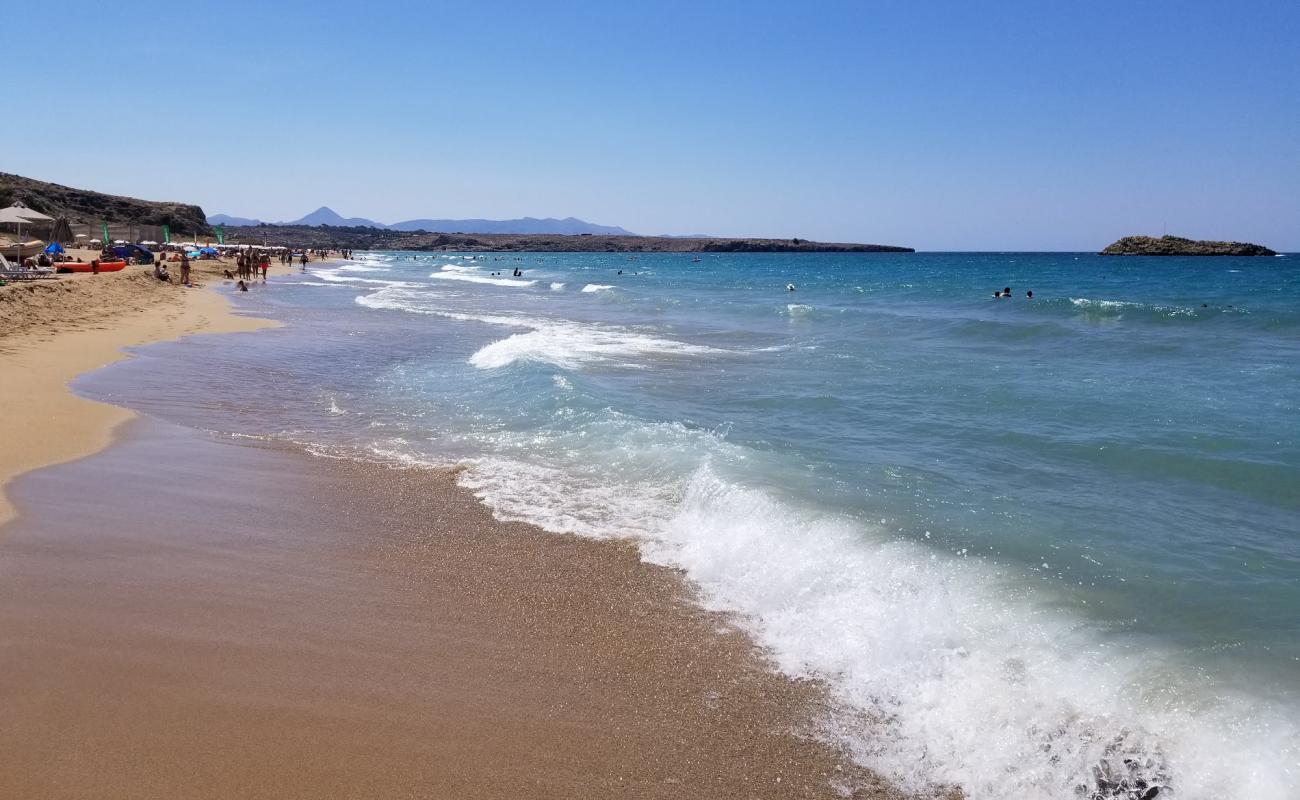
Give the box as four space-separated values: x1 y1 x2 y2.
312 267 418 288
469 320 722 371
429 271 536 288
550 282 566 290
456 452 1299 800
581 283 614 293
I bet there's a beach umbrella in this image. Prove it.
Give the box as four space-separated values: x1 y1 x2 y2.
44 242 64 255
0 206 40 263
51 217 74 244
75 233 88 239
3 202 53 222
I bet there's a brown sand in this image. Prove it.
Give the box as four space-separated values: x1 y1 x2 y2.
0 420 898 799
0 253 340 526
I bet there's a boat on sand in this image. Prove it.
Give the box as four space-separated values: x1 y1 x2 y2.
56 260 128 273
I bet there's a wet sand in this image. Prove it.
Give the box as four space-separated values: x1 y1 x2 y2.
0 419 897 799
0 255 339 526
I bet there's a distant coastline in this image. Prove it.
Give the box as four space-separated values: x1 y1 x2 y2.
224 225 915 253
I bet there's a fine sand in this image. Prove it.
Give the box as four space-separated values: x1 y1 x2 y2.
0 255 317 525
0 420 901 799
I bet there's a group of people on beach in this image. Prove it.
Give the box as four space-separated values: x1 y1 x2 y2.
235 251 271 281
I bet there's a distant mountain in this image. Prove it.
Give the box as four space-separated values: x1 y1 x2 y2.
207 207 638 235
208 213 263 226
388 216 635 236
286 206 386 228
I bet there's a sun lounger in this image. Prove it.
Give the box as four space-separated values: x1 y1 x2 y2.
0 253 59 281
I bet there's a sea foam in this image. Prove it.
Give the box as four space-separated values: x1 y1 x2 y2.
459 451 1298 800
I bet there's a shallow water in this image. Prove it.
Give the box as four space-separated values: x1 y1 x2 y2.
81 251 1300 799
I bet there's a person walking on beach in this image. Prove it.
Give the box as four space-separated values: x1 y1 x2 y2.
260 253 269 281
180 252 191 286
300 252 308 270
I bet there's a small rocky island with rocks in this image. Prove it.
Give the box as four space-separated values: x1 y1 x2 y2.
1100 235 1277 256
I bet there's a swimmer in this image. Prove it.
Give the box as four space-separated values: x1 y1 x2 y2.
1026 290 1033 299
236 280 248 292
787 283 796 292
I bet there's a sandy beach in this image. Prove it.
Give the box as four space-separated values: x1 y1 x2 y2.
0 256 284 526
0 263 899 798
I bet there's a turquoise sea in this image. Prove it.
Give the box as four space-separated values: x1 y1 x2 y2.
82 251 1299 799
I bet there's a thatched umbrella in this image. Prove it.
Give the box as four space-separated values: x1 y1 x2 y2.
51 217 74 245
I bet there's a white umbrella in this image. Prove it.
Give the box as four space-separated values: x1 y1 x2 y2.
75 233 88 239
3 202 53 222
140 240 158 246
0 207 42 263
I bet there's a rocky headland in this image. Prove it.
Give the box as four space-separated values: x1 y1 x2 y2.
1100 235 1277 256
0 173 210 232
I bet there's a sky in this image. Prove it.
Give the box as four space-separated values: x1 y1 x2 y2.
4 0 1297 250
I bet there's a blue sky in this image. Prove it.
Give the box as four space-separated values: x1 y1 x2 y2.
4 1 1297 250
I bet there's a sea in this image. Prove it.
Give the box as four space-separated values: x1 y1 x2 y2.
79 251 1299 799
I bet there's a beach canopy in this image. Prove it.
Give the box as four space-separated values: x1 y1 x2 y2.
2 202 53 222
140 240 158 245
44 242 64 255
200 246 219 254
0 207 37 224
75 233 88 239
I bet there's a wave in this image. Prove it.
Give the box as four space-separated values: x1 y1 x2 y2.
457 451 1297 800
581 283 614 293
550 282 566 290
1062 297 1258 323
469 320 723 371
311 268 419 288
429 271 537 288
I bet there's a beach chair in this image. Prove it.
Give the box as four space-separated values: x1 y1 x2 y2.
0 252 57 281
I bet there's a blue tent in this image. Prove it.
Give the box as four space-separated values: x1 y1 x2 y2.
44 241 64 255
200 247 220 255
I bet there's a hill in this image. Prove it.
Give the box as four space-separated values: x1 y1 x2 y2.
208 213 264 226
209 207 638 235
0 173 209 232
286 206 386 228
388 216 636 235
1101 235 1277 256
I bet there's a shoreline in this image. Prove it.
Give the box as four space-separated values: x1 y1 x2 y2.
0 263 903 798
0 255 335 526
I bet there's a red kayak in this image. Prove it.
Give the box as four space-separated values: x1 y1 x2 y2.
57 260 128 273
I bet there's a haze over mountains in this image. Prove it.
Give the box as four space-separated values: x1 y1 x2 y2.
208 206 637 236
